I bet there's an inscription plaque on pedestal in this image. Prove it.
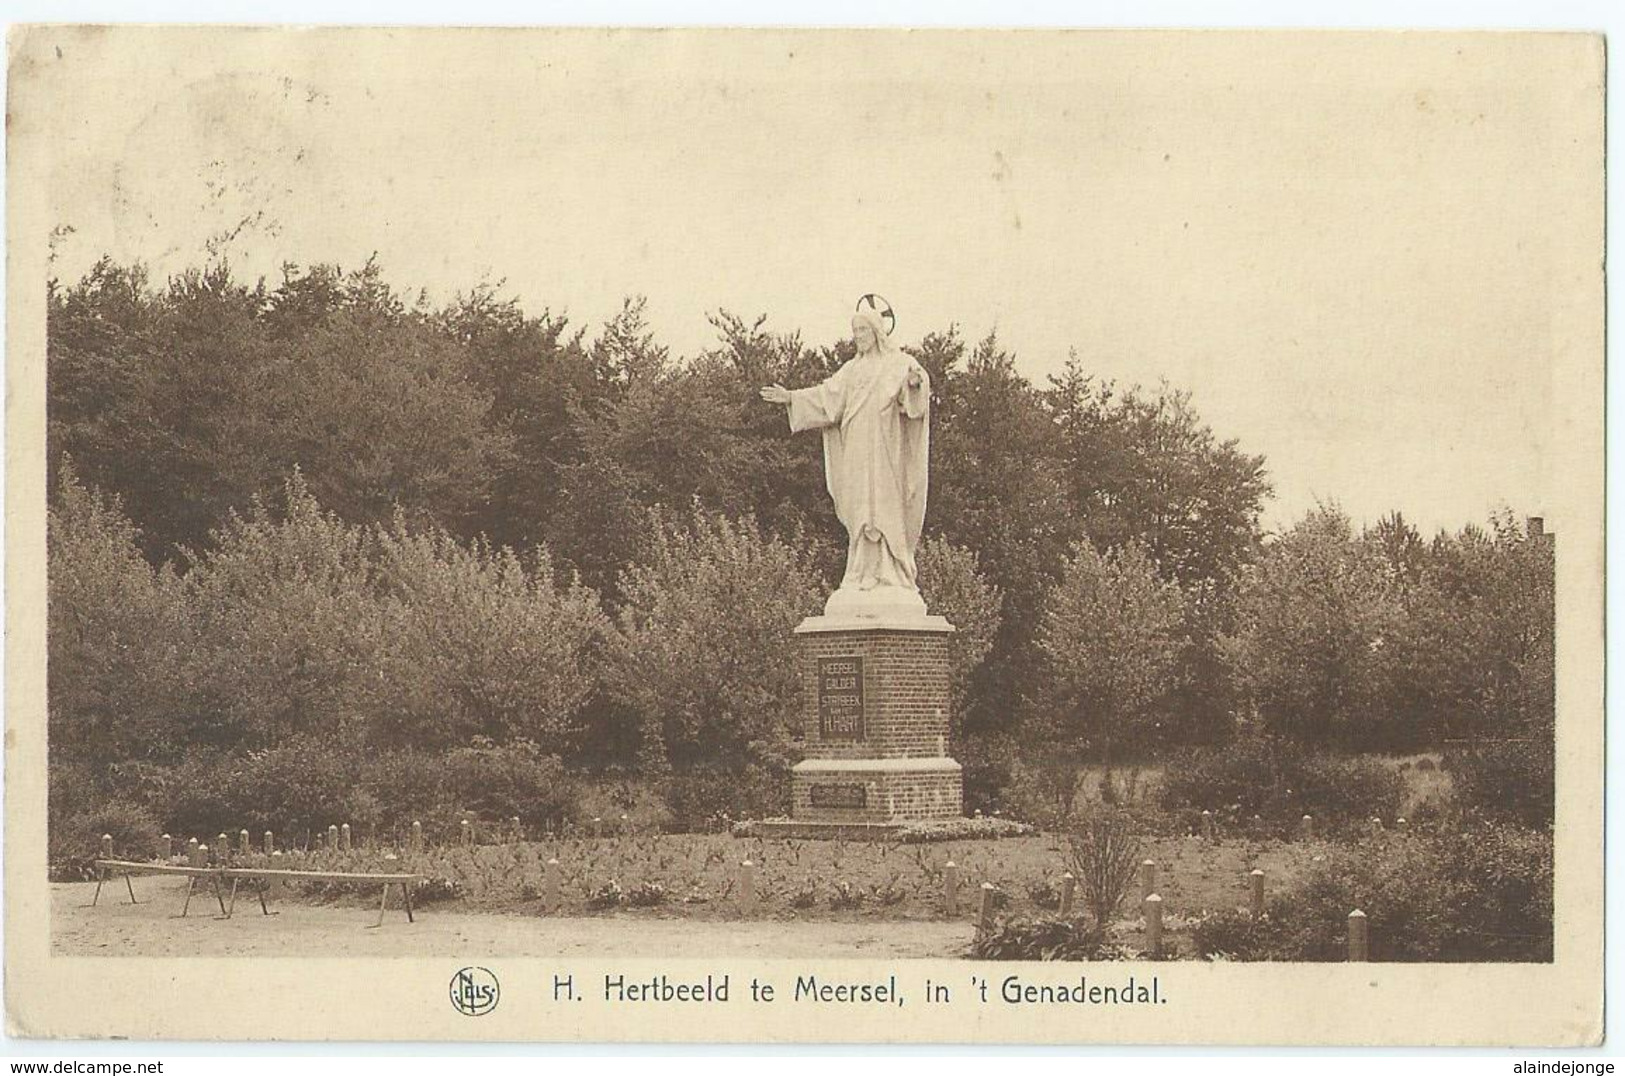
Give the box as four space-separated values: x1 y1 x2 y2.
817 656 865 740
809 783 867 809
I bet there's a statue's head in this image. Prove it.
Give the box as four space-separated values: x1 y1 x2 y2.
851 309 887 355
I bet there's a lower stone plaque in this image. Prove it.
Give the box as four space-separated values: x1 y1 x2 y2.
808 783 867 809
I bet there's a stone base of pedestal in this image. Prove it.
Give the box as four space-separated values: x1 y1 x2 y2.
791 757 964 824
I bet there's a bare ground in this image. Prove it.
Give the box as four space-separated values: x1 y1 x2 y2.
52 878 977 959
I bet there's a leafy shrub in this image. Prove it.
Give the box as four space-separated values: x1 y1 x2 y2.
49 798 161 881
1191 823 1552 962
1159 737 1403 829
970 916 1123 961
608 509 821 786
958 733 1018 817
48 465 191 766
369 521 608 752
1066 810 1144 929
586 880 624 910
233 736 368 836
1448 737 1554 829
1027 879 1062 910
915 535 1003 729
47 759 105 847
1190 908 1298 962
1159 737 1280 815
172 475 606 758
1293 753 1406 826
1029 539 1189 822
1223 507 1403 750
413 876 463 904
1435 821 1553 961
1281 836 1474 961
893 817 1036 843
627 881 668 907
65 736 586 855
570 776 673 834
354 750 457 838
181 475 382 752
870 876 908 907
151 741 361 841
153 749 255 840
999 756 1078 829
828 880 864 909
441 739 575 828
662 764 787 832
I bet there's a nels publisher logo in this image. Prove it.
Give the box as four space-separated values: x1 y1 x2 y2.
449 966 500 1017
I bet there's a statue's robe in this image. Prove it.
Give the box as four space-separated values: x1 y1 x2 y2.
788 348 931 593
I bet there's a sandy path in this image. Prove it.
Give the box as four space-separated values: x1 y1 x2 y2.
52 879 975 959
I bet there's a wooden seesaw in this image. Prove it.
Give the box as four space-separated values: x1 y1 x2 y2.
91 859 424 928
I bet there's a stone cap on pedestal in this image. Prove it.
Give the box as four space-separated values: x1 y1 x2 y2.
793 757 963 773
796 613 954 634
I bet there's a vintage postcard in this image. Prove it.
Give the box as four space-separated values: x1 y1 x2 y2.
4 26 1604 1045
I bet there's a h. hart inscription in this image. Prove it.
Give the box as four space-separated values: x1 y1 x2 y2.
817 656 865 740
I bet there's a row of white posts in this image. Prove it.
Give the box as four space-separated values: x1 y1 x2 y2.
106 834 1374 961
958 856 1369 962
145 816 512 861
1198 810 1407 839
151 810 1411 858
734 855 1370 961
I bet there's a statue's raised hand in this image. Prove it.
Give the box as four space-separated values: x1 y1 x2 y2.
759 383 792 405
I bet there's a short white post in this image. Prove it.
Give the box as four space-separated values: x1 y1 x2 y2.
239 829 251 855
187 837 200 866
1140 859 1157 902
100 833 113 860
511 816 522 843
1396 817 1408 833
1201 810 1215 838
161 833 173 861
217 832 231 861
1348 909 1369 961
340 823 351 851
1144 893 1164 958
263 830 274 855
544 858 561 910
1249 868 1266 919
328 824 340 850
738 860 757 916
976 882 997 939
943 861 959 916
461 819 473 847
1300 814 1315 839
411 820 424 853
1059 871 1077 918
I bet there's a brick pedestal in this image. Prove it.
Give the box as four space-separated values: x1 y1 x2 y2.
780 612 963 835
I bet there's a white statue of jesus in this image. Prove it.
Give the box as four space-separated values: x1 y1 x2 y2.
760 305 932 617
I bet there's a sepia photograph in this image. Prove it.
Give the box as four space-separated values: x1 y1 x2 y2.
4 24 1604 1045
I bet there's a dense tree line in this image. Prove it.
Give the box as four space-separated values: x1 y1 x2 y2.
47 257 1553 850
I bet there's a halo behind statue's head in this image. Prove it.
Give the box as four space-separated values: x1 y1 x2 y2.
854 294 896 338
